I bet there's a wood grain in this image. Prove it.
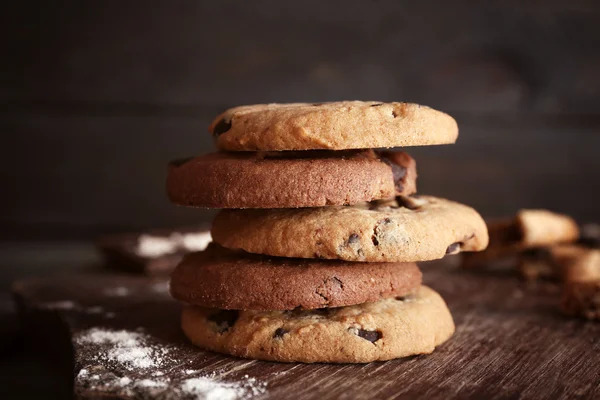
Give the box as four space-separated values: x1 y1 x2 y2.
13 261 600 399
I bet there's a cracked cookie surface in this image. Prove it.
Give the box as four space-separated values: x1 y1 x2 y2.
170 244 421 310
209 101 458 151
212 195 488 262
166 149 417 208
181 285 455 363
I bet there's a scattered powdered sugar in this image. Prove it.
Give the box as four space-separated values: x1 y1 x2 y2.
119 377 132 386
109 346 156 369
183 375 265 400
178 375 267 400
135 379 168 389
75 328 266 399
76 368 266 399
180 377 240 400
104 286 130 297
135 231 212 258
76 328 169 371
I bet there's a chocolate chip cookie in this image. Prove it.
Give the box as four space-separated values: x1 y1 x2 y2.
167 150 417 209
210 101 458 151
462 209 580 269
212 195 488 262
181 285 454 363
519 245 600 282
170 244 422 310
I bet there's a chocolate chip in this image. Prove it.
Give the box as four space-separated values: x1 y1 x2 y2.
446 242 461 255
392 110 398 118
273 328 288 339
372 218 392 246
371 236 379 246
348 233 360 244
212 118 232 136
356 329 382 343
370 103 383 107
395 294 415 301
208 310 239 333
312 103 324 106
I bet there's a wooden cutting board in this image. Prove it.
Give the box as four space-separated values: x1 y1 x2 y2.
12 262 600 400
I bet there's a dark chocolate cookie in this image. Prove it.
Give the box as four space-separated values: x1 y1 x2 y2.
166 150 417 209
170 244 422 310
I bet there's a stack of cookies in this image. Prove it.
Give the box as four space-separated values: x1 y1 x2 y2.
167 102 489 363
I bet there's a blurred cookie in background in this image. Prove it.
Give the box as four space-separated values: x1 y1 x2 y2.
97 226 211 275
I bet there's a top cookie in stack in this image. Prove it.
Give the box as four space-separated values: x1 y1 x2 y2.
167 101 489 364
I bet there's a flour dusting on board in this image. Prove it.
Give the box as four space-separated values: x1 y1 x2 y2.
75 328 266 399
77 328 166 370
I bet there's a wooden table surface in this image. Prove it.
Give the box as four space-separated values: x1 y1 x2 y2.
11 258 600 400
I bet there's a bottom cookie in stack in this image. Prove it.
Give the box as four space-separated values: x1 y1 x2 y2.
170 245 454 363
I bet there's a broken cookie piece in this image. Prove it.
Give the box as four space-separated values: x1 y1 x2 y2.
462 209 579 269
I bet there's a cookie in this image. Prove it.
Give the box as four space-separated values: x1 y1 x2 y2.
209 101 458 151
561 280 600 320
517 244 600 282
166 150 417 209
212 195 488 262
462 210 579 268
181 285 454 363
170 244 421 311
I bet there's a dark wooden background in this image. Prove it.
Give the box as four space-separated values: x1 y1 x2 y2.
1 0 600 240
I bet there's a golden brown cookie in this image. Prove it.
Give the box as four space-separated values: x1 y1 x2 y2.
462 209 579 269
170 244 422 310
181 285 454 363
210 101 458 151
166 150 417 209
518 246 600 282
212 195 488 262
